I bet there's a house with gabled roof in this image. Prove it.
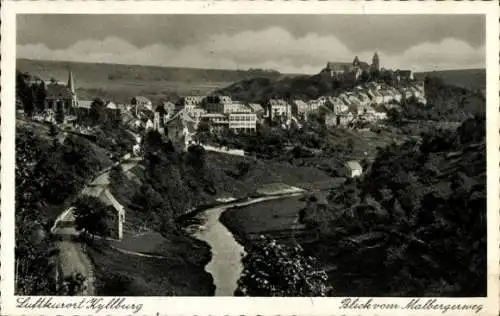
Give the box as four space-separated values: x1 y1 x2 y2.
267 99 291 120
292 99 309 116
344 160 363 178
400 88 414 100
308 99 322 112
355 92 371 106
167 109 197 151
380 90 395 104
395 69 414 82
247 103 264 114
388 87 402 103
372 105 388 120
131 96 153 113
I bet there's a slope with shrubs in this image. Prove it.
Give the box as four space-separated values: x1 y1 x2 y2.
214 74 352 103
15 121 113 295
300 115 486 297
415 69 485 91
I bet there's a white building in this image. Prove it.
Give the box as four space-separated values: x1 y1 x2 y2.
131 96 153 113
183 96 204 109
201 113 229 133
367 89 383 105
226 101 252 114
344 160 363 178
187 107 207 124
228 113 257 132
267 99 291 120
106 101 118 110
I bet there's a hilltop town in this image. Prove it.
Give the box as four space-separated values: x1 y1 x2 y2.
21 53 429 158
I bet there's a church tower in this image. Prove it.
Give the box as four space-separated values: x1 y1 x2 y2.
371 52 380 72
353 56 360 68
67 69 78 109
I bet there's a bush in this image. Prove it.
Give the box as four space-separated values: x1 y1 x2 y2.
236 236 332 296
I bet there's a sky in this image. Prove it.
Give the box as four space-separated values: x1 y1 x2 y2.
17 14 486 74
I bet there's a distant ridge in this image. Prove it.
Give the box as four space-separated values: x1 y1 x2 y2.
16 58 285 81
16 58 288 103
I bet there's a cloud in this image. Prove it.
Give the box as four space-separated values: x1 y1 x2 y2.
17 28 485 74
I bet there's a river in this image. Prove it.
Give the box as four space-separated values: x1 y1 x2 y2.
188 192 304 296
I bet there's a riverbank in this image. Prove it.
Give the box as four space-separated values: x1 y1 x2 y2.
88 187 306 296
87 232 215 296
185 187 307 296
219 195 315 248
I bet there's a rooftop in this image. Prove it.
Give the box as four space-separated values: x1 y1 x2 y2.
345 160 362 171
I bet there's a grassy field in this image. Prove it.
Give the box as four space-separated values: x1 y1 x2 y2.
17 58 283 104
415 68 486 91
204 151 342 198
87 236 214 296
220 195 325 247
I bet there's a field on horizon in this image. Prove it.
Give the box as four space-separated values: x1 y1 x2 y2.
16 59 284 104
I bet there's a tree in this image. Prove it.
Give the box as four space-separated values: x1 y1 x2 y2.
33 80 47 112
48 124 58 137
15 130 60 295
346 138 355 154
16 71 35 116
186 144 206 170
89 98 108 126
360 70 370 83
236 236 332 296
387 108 402 125
143 129 165 156
55 100 65 124
73 195 112 240
109 165 124 187
195 120 211 143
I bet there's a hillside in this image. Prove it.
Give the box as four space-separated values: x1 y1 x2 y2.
415 69 485 91
215 74 347 103
300 115 486 297
16 59 284 104
217 68 486 105
15 119 115 295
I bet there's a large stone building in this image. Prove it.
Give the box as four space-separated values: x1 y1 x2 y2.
320 56 371 81
45 70 78 116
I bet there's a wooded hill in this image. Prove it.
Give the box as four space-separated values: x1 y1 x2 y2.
415 68 485 91
301 115 486 297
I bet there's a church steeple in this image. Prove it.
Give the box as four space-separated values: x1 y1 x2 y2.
67 68 77 108
67 69 75 94
353 56 360 67
372 52 380 71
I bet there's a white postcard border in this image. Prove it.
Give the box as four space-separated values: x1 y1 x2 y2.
1 1 499 316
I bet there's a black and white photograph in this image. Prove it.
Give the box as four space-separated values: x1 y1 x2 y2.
5 3 497 313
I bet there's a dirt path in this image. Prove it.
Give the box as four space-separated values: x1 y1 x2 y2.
57 240 95 295
109 245 169 259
